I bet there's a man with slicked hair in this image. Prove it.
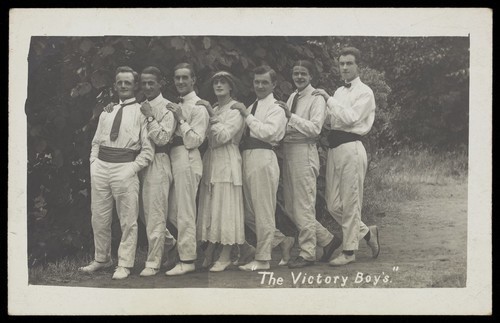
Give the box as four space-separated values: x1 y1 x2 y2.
136 66 177 276
231 65 289 271
313 47 380 266
164 63 209 276
276 60 342 269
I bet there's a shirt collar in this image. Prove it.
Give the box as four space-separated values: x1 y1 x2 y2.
181 91 197 101
148 93 164 106
257 93 275 104
345 76 361 88
119 97 136 105
297 84 314 96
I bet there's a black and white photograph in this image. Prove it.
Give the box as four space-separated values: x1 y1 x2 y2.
8 8 491 315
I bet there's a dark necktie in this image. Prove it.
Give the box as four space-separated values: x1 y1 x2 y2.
245 101 258 137
290 92 300 114
176 96 184 104
109 100 137 141
344 83 351 89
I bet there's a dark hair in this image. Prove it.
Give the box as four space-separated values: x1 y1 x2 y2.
174 62 196 78
339 47 361 64
211 71 236 95
115 66 139 83
292 60 316 78
141 66 163 82
253 65 277 83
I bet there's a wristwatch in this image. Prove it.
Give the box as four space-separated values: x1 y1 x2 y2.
179 119 186 125
146 116 155 123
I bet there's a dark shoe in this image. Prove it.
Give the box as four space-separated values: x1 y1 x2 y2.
320 237 342 262
367 226 380 258
288 256 315 269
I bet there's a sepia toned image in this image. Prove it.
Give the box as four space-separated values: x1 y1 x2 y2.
9 8 491 315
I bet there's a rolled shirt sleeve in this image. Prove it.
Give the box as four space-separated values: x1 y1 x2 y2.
179 106 209 150
132 114 154 173
146 109 176 147
287 95 326 138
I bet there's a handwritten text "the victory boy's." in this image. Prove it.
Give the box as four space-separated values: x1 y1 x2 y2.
257 271 392 287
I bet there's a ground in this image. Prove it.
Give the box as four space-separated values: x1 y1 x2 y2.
30 181 467 288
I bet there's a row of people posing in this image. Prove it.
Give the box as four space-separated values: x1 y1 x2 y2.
79 47 380 280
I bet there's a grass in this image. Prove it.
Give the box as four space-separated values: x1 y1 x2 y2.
362 147 468 222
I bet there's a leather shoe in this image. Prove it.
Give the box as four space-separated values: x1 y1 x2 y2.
329 253 355 266
320 237 342 262
165 262 195 276
288 256 315 269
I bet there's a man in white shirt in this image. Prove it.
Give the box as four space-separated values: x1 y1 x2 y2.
79 66 154 279
313 47 380 266
135 66 177 276
231 65 288 271
164 63 209 275
276 60 343 268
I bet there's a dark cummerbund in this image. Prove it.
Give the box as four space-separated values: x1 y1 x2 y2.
98 146 139 163
240 136 274 151
170 136 184 148
327 130 362 149
155 144 169 154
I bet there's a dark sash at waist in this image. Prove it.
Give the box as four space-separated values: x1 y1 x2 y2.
240 136 274 151
327 130 362 149
170 136 184 148
98 146 139 163
155 144 169 154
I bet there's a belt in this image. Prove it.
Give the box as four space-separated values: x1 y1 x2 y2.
170 136 184 148
98 146 139 163
240 136 274 151
155 144 169 154
327 130 362 149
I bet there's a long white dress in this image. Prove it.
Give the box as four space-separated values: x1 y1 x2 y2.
197 100 246 245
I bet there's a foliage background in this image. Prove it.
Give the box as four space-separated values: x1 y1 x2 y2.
25 36 469 266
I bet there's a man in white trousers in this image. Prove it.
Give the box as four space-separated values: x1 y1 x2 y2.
313 47 380 266
231 65 288 271
135 66 177 276
164 63 209 276
276 60 343 268
79 66 154 279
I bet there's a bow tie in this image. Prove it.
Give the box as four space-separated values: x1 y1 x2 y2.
344 83 351 89
176 97 184 104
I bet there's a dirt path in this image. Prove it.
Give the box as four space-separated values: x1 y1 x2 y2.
38 182 467 288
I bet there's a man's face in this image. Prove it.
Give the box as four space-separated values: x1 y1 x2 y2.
339 54 359 82
141 73 162 100
292 66 312 92
114 72 137 100
174 68 195 96
253 72 276 100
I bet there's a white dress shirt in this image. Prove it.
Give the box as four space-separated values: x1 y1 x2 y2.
245 93 287 146
90 97 154 173
174 91 209 150
145 94 177 147
285 84 326 143
325 77 376 136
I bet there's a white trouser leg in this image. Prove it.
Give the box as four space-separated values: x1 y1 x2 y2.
325 141 369 251
90 159 113 263
169 146 202 262
242 150 279 261
142 153 172 269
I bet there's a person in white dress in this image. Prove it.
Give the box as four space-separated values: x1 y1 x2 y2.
195 71 246 272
